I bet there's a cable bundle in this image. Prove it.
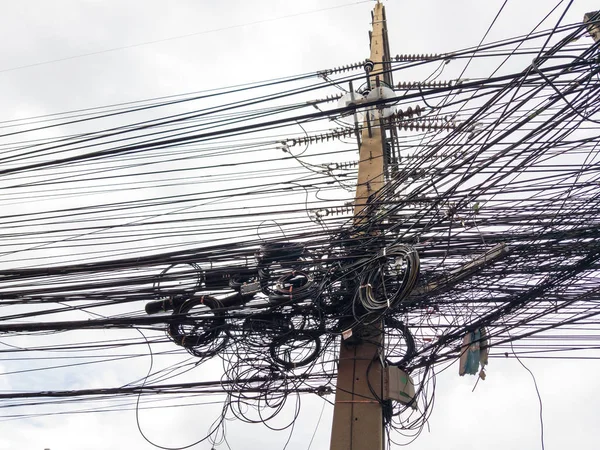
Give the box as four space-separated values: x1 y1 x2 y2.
1 8 600 447
167 295 228 358
357 245 420 312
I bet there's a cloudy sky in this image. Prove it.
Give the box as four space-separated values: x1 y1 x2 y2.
2 1 600 449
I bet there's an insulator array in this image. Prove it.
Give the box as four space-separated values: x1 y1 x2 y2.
318 60 365 76
286 127 356 147
391 106 424 120
314 205 354 219
399 150 468 161
397 80 453 89
324 160 359 171
403 168 443 180
396 120 460 132
396 116 478 133
394 53 443 62
396 114 456 123
306 93 344 106
384 199 437 209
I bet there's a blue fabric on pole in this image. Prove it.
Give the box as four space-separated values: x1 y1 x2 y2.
464 329 481 375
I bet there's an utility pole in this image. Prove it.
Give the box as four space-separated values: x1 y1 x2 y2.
330 2 390 450
352 3 387 220
329 8 600 450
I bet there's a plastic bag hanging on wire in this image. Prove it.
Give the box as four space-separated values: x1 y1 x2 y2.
459 328 489 376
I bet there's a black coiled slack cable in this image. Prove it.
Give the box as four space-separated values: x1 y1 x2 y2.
357 244 420 312
167 295 228 358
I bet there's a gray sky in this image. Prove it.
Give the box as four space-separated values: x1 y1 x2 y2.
1 1 600 449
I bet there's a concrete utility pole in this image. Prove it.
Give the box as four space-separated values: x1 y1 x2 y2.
330 2 390 449
328 6 599 450
352 4 387 220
